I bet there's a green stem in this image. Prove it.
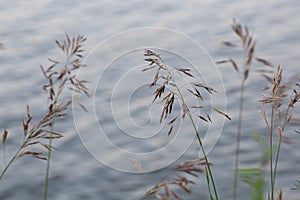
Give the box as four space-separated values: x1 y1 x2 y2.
0 144 24 180
272 106 290 199
43 113 55 200
273 139 281 191
167 69 218 200
188 112 218 200
155 56 218 199
270 105 274 200
233 78 246 200
2 143 6 168
206 167 214 200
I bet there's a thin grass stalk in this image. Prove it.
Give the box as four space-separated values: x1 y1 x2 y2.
43 86 59 200
258 66 299 199
43 111 56 200
219 19 257 200
41 34 88 199
270 104 275 200
273 137 281 196
272 105 292 199
0 105 64 181
2 143 6 168
143 49 231 199
0 144 24 180
188 113 218 200
233 78 246 200
0 34 88 198
205 167 214 200
166 68 219 200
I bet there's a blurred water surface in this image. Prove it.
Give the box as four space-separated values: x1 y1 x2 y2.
0 0 299 199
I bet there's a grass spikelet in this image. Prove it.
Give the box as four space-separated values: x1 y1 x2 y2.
143 158 206 200
1 129 8 145
142 49 233 199
0 34 89 200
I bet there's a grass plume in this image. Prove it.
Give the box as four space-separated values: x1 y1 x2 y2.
142 49 231 199
217 19 263 200
0 34 89 200
41 33 88 200
143 158 208 200
259 66 299 200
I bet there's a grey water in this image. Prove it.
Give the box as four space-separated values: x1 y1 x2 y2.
0 1 300 199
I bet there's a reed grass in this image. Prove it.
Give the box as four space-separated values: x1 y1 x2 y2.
0 18 299 200
217 19 257 200
0 34 89 200
41 33 88 200
259 66 300 200
142 20 299 199
142 49 231 199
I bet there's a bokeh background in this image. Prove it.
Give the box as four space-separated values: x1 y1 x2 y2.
0 0 299 199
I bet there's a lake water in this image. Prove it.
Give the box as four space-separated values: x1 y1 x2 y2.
0 0 300 199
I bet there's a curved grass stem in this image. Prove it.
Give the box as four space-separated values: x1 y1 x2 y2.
43 109 56 200
0 145 23 180
167 69 219 200
232 29 253 198
188 113 219 200
270 105 274 200
2 144 6 168
233 78 246 200
43 137 52 200
272 106 291 200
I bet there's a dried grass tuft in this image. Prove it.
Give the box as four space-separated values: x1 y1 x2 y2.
143 158 207 200
143 49 230 136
